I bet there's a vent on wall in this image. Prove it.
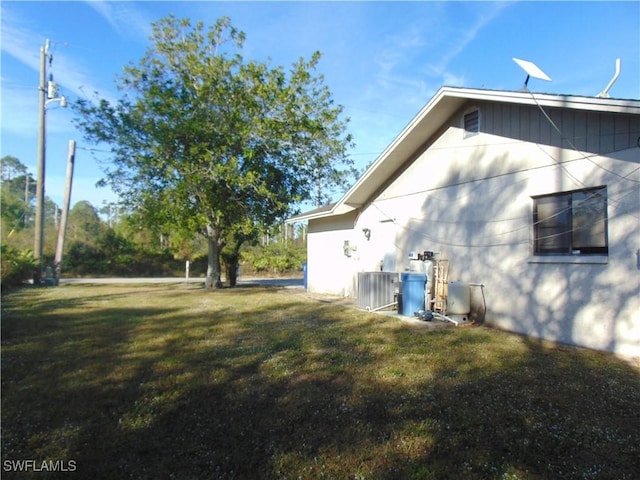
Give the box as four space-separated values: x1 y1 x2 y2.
463 109 480 137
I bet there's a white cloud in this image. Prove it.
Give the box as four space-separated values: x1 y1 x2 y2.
0 84 38 138
341 2 512 170
365 2 512 97
0 14 42 72
84 0 153 42
426 3 512 79
442 72 466 87
374 24 428 74
0 7 117 104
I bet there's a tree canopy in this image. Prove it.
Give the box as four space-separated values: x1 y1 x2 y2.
1 155 34 233
74 15 355 288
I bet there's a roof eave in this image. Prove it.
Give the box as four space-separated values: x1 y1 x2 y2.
287 86 640 223
286 202 359 223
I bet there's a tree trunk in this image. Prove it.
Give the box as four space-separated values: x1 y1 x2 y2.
205 224 223 289
224 253 240 287
222 229 256 288
222 239 244 287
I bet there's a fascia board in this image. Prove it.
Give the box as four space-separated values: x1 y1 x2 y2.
451 87 640 114
288 87 639 223
334 87 455 204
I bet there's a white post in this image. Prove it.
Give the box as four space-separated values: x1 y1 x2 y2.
185 260 190 282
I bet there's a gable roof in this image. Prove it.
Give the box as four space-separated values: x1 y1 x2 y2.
289 86 640 223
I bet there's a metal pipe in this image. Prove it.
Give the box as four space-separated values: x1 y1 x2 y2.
432 312 459 326
597 58 621 98
365 301 398 312
468 283 487 324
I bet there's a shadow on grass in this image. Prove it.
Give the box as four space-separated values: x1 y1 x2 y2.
1 285 639 479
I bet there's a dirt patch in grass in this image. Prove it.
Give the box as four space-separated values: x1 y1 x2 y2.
2 283 639 479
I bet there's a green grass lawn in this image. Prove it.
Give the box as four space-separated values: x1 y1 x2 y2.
1 283 638 479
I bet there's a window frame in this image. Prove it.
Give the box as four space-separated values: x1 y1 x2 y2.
532 186 608 256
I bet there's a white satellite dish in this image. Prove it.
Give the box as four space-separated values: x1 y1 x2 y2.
513 57 552 90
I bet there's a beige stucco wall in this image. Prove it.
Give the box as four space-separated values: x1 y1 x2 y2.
306 211 359 297
306 104 639 358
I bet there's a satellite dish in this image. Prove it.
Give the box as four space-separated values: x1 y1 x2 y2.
513 57 552 90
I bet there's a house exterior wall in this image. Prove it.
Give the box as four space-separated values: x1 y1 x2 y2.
307 101 639 358
306 211 359 297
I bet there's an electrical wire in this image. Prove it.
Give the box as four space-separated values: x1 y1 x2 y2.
532 143 639 213
371 164 639 244
371 191 637 250
76 146 113 153
527 89 640 184
350 90 639 213
402 179 639 231
371 146 638 209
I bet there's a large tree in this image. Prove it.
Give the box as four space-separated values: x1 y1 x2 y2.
75 16 354 288
1 156 34 232
67 201 106 244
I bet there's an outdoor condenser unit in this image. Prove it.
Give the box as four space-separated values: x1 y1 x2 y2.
357 272 399 310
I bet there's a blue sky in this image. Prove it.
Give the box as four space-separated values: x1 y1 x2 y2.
1 1 639 210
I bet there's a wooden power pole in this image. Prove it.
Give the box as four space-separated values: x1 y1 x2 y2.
54 140 76 285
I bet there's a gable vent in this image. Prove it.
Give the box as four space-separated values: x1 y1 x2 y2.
463 109 480 137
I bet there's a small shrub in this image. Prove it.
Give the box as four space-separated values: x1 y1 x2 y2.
66 241 105 275
0 245 37 289
241 243 306 275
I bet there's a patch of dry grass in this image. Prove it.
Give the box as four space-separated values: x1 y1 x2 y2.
1 283 639 479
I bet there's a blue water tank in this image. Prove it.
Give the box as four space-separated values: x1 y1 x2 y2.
401 272 426 317
302 262 308 290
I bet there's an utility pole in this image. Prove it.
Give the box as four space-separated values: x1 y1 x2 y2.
54 140 76 285
34 39 67 284
34 40 48 281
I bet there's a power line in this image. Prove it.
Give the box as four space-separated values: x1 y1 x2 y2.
76 146 112 153
373 154 639 210
373 199 636 250
375 176 638 231
528 90 640 185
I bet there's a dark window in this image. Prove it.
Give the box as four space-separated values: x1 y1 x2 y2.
463 110 479 137
532 186 608 255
